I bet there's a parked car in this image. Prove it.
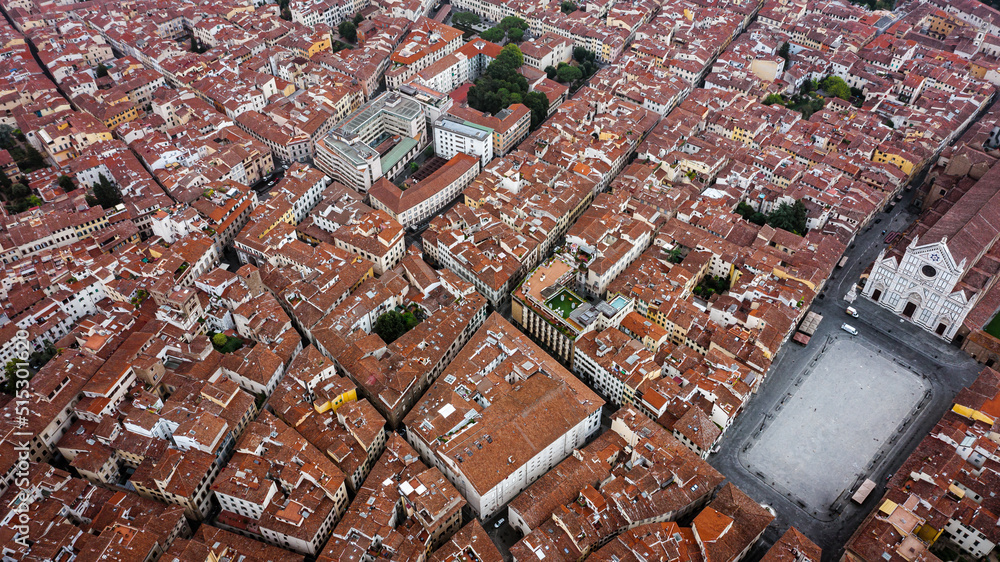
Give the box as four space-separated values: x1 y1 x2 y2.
846 306 858 318
841 323 858 335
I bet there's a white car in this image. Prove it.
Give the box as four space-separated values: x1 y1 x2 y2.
841 323 858 335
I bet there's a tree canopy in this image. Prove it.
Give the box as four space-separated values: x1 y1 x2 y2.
547 48 598 90
467 45 550 130
767 200 808 235
778 42 790 70
338 20 357 42
210 333 243 353
499 16 528 31
820 75 851 100
11 183 29 199
848 0 894 10
736 200 808 235
373 310 420 344
0 125 14 149
762 93 785 106
480 27 504 42
452 11 480 26
573 47 594 64
94 173 122 209
524 91 549 130
560 0 577 13
556 64 582 83
468 45 529 112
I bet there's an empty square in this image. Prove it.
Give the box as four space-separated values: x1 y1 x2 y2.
743 338 928 512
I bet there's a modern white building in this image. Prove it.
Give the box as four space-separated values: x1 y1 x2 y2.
314 92 427 193
433 117 494 167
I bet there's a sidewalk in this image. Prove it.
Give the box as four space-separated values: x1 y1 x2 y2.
848 295 970 367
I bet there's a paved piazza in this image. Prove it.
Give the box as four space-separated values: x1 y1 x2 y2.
742 337 929 515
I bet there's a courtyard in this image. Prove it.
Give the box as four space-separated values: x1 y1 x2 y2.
741 336 930 518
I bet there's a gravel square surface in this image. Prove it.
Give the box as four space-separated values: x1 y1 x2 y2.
743 337 928 511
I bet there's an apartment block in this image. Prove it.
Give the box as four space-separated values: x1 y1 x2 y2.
404 313 604 519
369 152 481 228
315 91 427 192
433 116 494 167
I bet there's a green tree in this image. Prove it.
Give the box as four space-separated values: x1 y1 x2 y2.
20 145 45 171
58 175 74 192
767 200 808 235
452 11 480 26
338 20 358 42
499 16 528 31
3 360 17 380
508 27 524 42
95 63 109 78
481 27 504 42
556 64 583 83
497 44 523 68
373 311 414 344
353 12 364 24
524 91 550 130
544 65 557 79
0 124 14 149
11 182 29 199
1 360 33 395
560 0 577 13
763 93 785 105
820 75 851 100
467 45 531 114
778 42 790 70
28 341 57 370
94 173 122 209
212 333 228 347
736 201 767 225
573 47 596 64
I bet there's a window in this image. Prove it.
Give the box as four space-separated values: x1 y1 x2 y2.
922 265 937 278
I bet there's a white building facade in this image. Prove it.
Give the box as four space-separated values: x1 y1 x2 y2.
433 117 493 167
